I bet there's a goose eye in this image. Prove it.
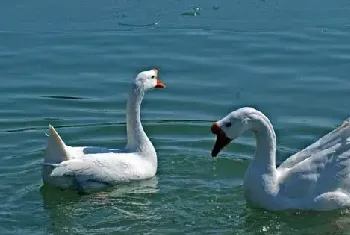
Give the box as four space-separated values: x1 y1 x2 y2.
151 75 155 79
225 122 232 128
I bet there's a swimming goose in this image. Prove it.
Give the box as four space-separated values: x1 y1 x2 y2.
211 107 350 211
42 69 165 192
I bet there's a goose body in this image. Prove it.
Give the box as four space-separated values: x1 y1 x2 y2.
42 69 165 192
211 107 350 211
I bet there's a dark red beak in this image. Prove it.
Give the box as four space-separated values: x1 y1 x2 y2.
211 123 232 157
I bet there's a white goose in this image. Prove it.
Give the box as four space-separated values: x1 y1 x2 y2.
210 107 350 211
42 69 165 192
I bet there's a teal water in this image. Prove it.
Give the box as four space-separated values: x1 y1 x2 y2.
2 0 350 234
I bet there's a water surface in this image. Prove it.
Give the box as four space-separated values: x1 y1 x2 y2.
1 0 350 234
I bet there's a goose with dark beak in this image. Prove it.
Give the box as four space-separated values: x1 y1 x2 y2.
210 122 232 157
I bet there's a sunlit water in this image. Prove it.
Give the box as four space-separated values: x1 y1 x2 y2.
1 0 350 234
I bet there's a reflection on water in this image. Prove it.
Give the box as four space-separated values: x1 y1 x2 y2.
41 177 159 234
242 207 350 234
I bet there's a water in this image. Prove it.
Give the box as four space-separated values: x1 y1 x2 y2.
1 0 350 234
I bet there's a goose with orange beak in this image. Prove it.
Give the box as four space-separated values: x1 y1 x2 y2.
42 68 165 192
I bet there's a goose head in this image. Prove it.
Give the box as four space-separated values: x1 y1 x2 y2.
133 68 165 91
210 108 253 157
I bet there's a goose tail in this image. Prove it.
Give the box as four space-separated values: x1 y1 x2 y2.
43 125 69 164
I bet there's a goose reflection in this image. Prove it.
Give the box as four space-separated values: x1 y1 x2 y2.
40 177 159 233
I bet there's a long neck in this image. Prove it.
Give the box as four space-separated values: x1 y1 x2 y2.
250 112 277 174
125 85 153 153
243 110 279 206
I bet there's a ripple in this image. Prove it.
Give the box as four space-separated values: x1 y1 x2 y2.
181 7 201 17
118 22 159 27
41 95 85 100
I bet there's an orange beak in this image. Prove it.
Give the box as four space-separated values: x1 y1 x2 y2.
211 122 232 157
153 68 165 88
155 79 165 88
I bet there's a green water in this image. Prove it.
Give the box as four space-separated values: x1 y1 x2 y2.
2 0 350 234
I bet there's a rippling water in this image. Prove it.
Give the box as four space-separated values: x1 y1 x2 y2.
2 0 350 234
